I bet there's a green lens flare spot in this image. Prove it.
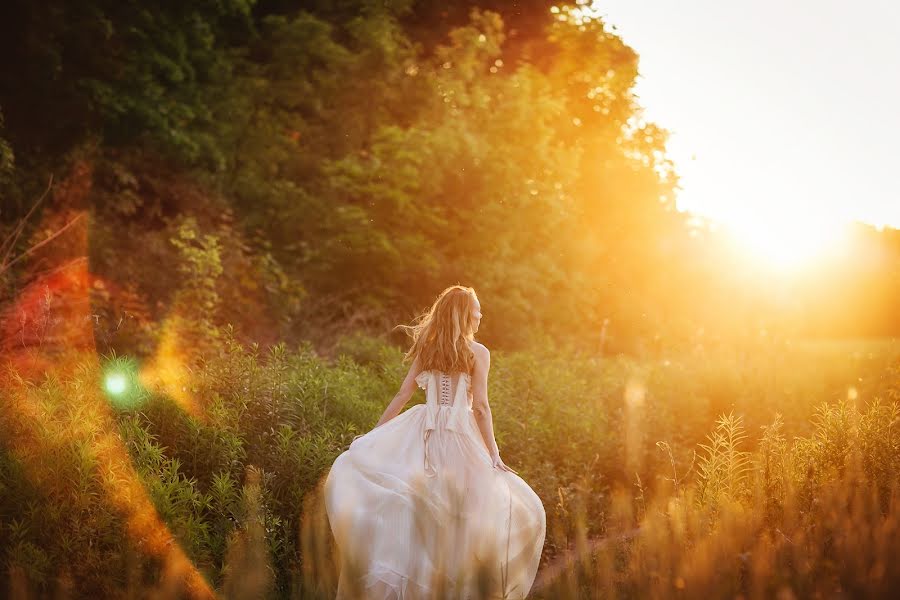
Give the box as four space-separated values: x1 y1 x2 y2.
100 354 146 410
105 373 128 395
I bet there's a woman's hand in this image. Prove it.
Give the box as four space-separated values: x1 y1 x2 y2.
491 453 518 474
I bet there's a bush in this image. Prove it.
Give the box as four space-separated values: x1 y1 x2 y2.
1 335 898 597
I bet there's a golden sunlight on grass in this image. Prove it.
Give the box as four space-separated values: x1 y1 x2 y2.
138 317 205 420
1 352 216 599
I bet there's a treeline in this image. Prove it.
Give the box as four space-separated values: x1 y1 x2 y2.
0 0 897 357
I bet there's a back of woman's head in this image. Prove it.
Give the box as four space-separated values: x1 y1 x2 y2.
397 285 478 374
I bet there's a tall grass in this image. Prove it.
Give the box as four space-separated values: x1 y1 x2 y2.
1 332 898 597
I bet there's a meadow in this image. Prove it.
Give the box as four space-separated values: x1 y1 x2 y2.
2 3 899 596
2 331 897 598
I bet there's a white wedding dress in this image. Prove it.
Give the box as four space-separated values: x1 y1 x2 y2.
324 369 546 599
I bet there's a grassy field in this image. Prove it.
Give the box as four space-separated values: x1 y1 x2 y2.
1 332 898 598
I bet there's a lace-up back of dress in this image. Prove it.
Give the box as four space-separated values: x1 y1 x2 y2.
439 372 453 406
430 370 470 408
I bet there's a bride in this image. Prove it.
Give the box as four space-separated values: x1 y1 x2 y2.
324 285 546 599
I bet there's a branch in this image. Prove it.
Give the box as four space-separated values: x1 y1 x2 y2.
1 174 55 266
1 211 85 276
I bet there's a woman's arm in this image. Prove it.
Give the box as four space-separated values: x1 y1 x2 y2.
471 344 516 472
373 356 422 428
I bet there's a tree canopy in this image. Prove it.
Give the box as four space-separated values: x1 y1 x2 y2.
1 0 897 355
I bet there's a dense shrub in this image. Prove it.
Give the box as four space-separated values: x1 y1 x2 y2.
1 333 898 597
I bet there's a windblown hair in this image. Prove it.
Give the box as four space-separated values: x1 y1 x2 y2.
397 285 478 375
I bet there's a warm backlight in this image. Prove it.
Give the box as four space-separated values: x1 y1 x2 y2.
722 210 845 270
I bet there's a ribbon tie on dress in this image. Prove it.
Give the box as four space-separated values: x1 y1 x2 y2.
415 370 472 477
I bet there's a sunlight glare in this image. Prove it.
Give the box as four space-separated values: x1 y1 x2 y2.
721 209 846 270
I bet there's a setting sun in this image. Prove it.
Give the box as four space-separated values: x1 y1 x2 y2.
722 210 846 269
2 1 899 597
595 0 900 240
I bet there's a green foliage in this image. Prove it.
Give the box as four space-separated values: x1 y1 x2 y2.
166 215 225 360
0 0 255 165
170 215 224 315
1 0 900 593
4 0 897 352
27 2 663 349
1 334 899 596
333 331 406 369
0 370 132 596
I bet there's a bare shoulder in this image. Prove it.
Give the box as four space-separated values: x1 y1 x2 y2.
469 340 490 362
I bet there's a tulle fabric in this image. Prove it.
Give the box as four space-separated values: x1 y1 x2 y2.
324 370 545 599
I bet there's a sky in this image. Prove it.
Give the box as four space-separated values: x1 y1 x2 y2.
590 0 900 230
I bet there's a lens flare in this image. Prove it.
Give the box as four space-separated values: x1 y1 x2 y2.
105 372 128 395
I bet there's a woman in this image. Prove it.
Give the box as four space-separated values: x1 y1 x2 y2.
324 285 546 599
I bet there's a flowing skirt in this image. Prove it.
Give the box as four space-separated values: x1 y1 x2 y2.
324 403 546 599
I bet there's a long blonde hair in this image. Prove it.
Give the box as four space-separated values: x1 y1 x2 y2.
397 285 478 374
